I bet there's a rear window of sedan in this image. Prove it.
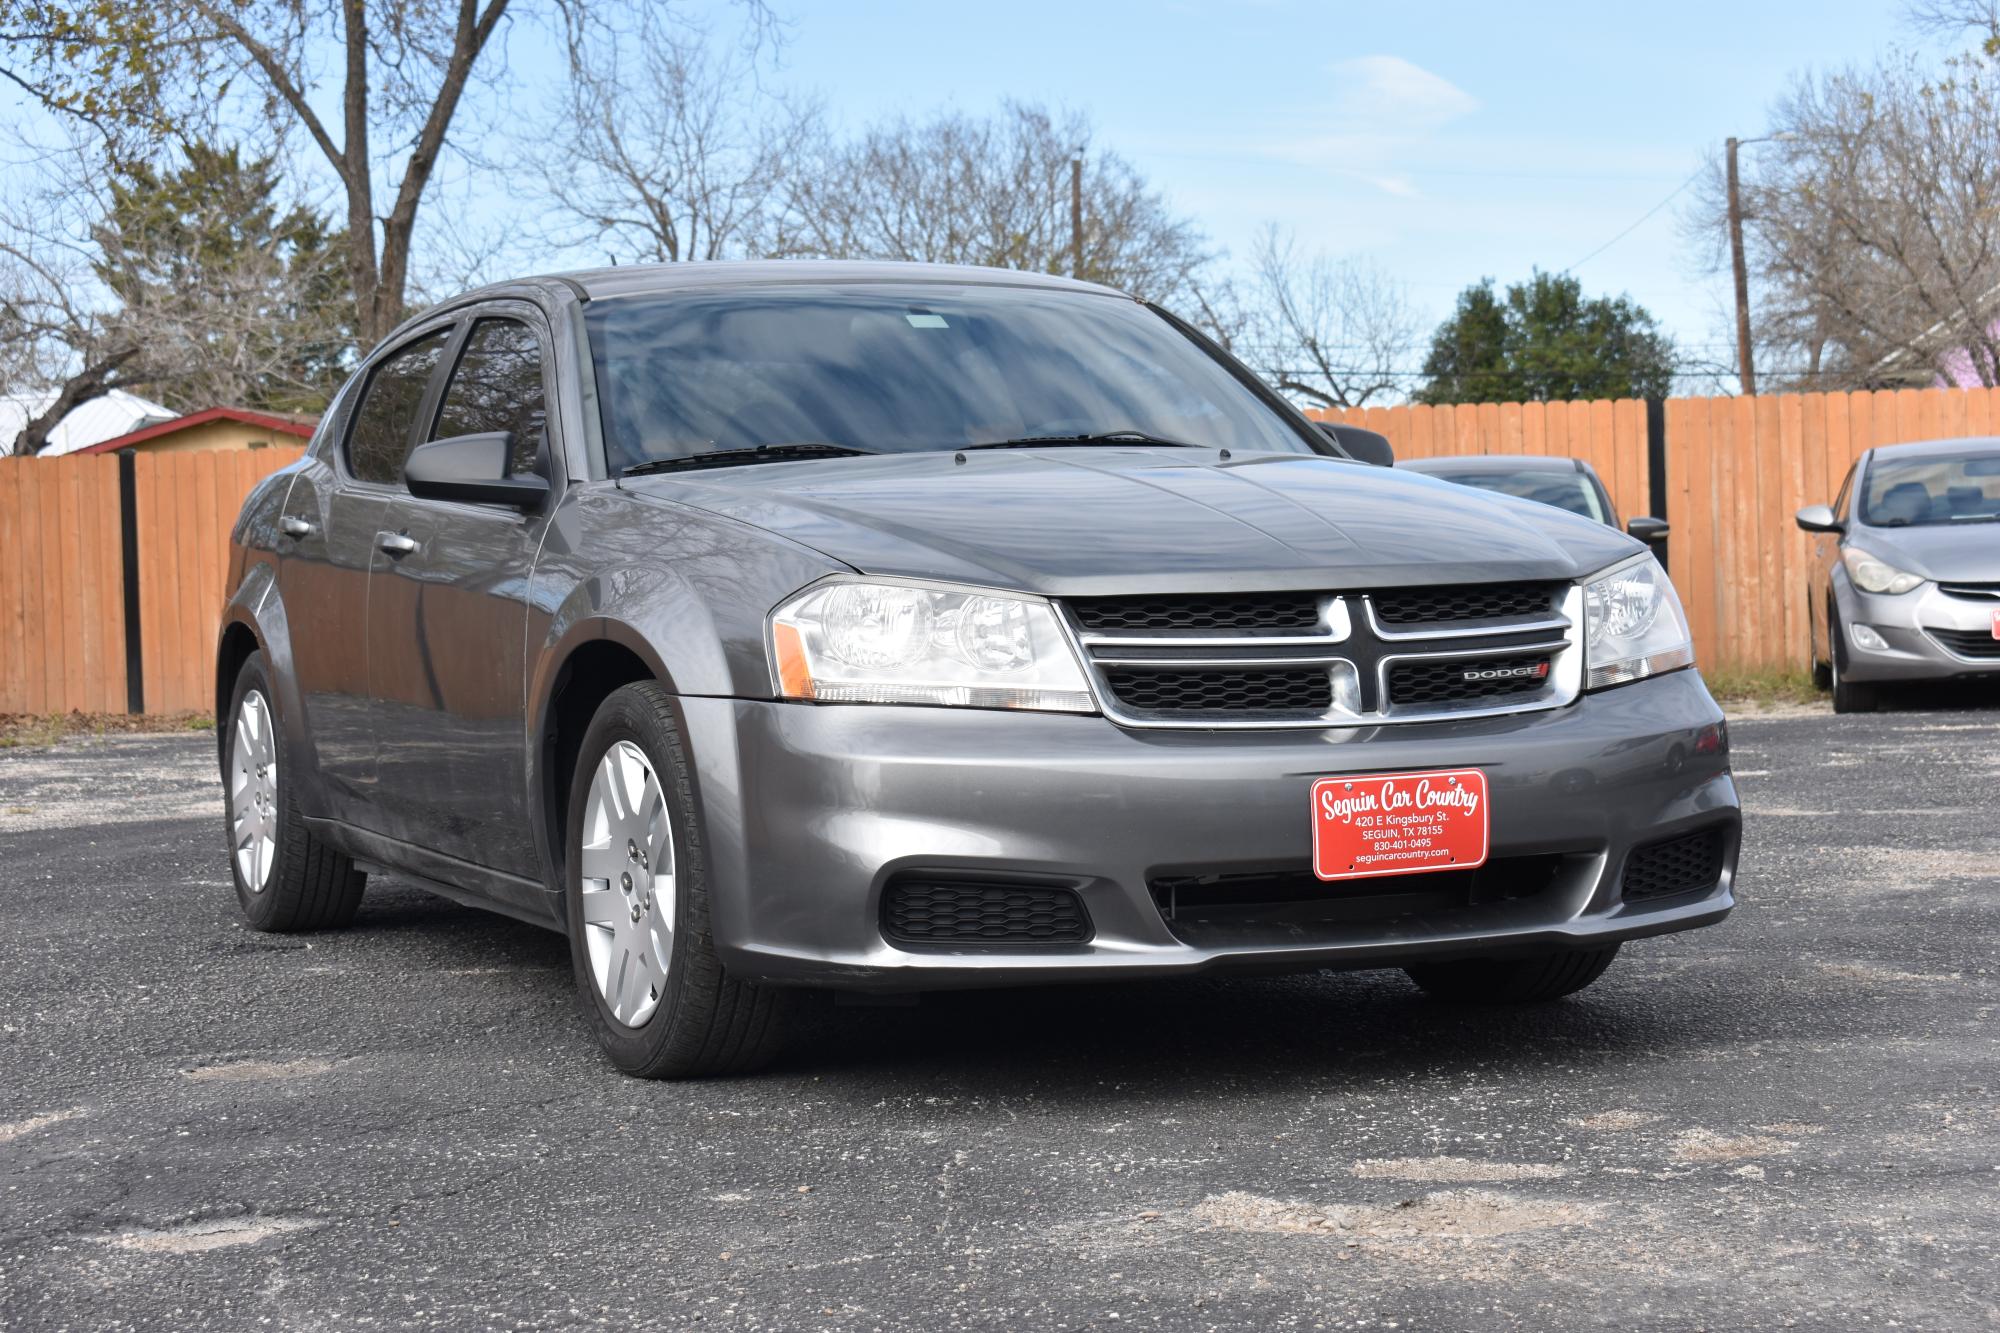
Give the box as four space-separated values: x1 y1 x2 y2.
1421 468 1607 523
582 282 1317 472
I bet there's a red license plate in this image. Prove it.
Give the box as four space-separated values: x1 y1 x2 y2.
1312 769 1490 882
1991 609 2000 640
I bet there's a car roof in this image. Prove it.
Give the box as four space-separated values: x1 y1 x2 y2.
531 259 1132 303
1399 454 1587 475
1865 436 2000 462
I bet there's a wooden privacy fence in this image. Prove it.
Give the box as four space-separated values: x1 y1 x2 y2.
1316 386 2000 672
0 447 302 715
4 386 2000 714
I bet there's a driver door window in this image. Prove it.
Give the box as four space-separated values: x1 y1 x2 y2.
430 318 548 477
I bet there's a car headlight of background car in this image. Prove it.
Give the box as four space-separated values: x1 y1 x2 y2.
1582 554 1695 690
770 580 1095 712
1840 545 1925 595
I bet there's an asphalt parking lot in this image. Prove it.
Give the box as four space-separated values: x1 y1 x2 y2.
2 704 1997 1331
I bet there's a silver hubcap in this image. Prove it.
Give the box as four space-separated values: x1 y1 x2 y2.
579 740 675 1027
229 690 279 892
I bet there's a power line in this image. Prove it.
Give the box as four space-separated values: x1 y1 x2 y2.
1562 164 1707 274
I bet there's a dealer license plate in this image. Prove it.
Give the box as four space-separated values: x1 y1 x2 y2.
1311 768 1490 882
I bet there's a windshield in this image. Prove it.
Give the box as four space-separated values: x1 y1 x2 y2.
1422 468 1607 523
583 282 1318 471
1861 449 2000 526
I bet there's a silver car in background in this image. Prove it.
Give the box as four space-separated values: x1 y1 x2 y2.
1797 438 2000 712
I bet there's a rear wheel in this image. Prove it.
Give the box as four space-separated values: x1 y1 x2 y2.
564 682 790 1078
1404 945 1619 1004
223 651 366 931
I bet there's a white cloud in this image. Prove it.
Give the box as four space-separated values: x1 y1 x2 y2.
1233 55 1479 195
1328 55 1479 130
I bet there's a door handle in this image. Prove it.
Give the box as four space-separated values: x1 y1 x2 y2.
280 516 315 538
376 531 419 556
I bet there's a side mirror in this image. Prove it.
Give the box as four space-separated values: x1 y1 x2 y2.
1315 422 1395 467
1794 503 1841 534
404 431 548 511
1625 516 1670 542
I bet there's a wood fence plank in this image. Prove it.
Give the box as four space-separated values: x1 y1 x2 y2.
1472 401 1498 454
1776 393 1808 668
72 460 100 712
1519 400 1546 459
0 463 23 711
24 460 54 714
1677 398 1717 668
35 462 65 712
1499 401 1523 460
1939 387 1968 440
55 458 85 712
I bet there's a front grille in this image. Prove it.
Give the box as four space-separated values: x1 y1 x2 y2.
1929 627 2000 659
1068 591 1320 634
1387 653 1553 708
1065 581 1576 728
1101 666 1331 713
1373 582 1562 626
881 879 1092 946
1149 854 1576 948
1938 582 2000 601
1622 827 1728 902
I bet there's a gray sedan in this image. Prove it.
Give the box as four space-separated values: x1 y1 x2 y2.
1797 438 2000 712
216 261 1738 1077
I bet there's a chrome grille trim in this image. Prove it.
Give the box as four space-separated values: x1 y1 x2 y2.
1061 585 1583 730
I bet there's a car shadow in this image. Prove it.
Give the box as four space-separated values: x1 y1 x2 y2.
344 881 1771 1097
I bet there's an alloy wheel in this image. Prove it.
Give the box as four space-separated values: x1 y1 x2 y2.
229 690 279 892
578 740 676 1027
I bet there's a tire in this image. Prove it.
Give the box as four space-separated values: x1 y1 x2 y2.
1404 945 1620 1004
222 651 366 931
1828 606 1879 714
563 682 790 1078
1808 590 1832 690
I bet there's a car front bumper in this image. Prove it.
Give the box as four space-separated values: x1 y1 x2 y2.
679 668 1739 991
1835 579 2000 683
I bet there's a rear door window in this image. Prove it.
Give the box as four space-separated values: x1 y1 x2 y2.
431 318 548 477
345 330 451 484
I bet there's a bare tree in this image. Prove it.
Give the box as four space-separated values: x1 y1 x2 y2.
539 11 808 264
775 101 1212 306
2 138 352 453
1238 224 1419 409
1686 47 2000 389
0 0 529 346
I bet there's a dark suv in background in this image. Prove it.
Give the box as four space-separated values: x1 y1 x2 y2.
218 262 1739 1077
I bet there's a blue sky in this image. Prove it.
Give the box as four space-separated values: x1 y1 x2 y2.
726 0 1925 381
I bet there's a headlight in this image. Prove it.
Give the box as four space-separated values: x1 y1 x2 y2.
1840 546 1924 595
1582 554 1694 690
769 580 1095 712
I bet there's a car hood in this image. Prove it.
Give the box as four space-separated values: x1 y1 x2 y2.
625 448 1641 597
1850 521 2000 584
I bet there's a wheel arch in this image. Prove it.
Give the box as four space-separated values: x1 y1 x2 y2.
531 622 675 899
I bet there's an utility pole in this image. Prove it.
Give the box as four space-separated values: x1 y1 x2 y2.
1070 154 1084 279
1726 136 1757 397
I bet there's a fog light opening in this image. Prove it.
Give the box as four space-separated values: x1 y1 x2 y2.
1849 623 1890 653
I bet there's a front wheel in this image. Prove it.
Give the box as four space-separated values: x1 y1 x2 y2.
564 682 790 1078
1404 946 1619 1004
1828 607 1879 714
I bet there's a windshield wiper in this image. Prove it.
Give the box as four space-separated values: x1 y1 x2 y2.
962 430 1206 451
622 443 879 477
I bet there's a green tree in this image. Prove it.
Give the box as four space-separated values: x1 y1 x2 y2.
93 144 354 413
1416 272 1678 404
